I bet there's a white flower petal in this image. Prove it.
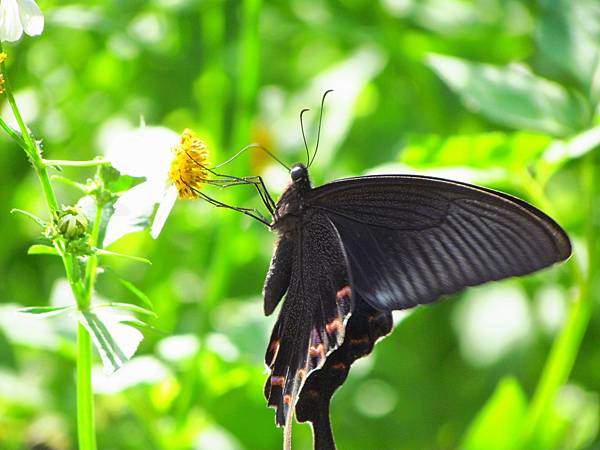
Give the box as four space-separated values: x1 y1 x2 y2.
0 0 24 42
150 185 177 239
103 181 164 246
105 126 179 181
18 0 44 36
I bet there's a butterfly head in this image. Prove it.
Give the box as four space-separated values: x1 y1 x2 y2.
290 163 308 182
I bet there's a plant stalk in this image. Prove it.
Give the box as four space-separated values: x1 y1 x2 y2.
0 46 98 449
77 323 97 450
519 153 597 446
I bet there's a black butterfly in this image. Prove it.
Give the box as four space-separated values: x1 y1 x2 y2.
193 94 571 450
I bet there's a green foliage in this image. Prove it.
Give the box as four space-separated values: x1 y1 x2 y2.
0 1 598 450
461 377 528 450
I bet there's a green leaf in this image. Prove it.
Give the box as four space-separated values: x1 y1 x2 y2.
537 0 600 94
10 209 46 228
99 268 154 311
96 249 152 265
427 54 590 136
114 277 153 309
78 310 143 373
18 305 74 316
461 377 528 450
118 319 164 335
27 244 60 256
95 302 156 318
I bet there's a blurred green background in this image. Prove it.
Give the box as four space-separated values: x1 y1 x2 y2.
0 0 599 449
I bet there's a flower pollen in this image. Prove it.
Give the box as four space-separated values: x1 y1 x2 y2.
0 52 7 63
168 128 210 199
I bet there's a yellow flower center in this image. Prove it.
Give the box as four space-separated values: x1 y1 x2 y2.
0 52 7 64
168 129 210 199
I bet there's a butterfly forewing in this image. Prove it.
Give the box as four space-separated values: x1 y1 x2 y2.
263 213 353 430
307 175 571 311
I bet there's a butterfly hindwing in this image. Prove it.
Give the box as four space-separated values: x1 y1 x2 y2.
295 294 393 450
264 213 353 431
307 175 571 311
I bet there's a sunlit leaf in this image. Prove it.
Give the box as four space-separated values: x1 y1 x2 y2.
540 125 600 180
18 306 74 316
427 54 590 136
401 131 551 169
27 244 59 256
96 249 152 265
99 268 154 311
78 310 143 374
461 377 527 450
10 209 46 227
118 319 164 335
95 302 156 318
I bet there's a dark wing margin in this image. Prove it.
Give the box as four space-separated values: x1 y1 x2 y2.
307 175 571 311
264 213 353 445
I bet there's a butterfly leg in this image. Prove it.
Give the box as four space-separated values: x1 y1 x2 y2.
205 172 276 215
193 189 272 227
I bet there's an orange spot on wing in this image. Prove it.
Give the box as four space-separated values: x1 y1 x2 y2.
325 318 343 334
309 343 324 357
336 285 352 301
270 339 280 351
271 376 285 387
350 336 370 345
331 361 346 369
283 394 292 404
297 368 306 379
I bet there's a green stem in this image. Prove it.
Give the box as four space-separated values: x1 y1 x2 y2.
77 323 97 450
518 155 597 447
0 46 98 449
0 115 26 148
84 202 104 308
0 44 59 214
50 175 87 192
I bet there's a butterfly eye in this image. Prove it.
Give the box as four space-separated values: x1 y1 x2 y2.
290 164 307 181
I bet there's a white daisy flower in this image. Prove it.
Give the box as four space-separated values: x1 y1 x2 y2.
0 0 44 42
104 126 210 246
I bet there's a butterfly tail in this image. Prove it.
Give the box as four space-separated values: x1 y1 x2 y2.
311 404 336 450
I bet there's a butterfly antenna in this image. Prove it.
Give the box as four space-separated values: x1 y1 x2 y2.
212 144 290 171
300 108 311 166
308 89 333 168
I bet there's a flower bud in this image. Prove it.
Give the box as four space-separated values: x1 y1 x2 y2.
57 207 88 239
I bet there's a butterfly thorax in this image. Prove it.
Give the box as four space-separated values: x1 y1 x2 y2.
272 163 312 236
